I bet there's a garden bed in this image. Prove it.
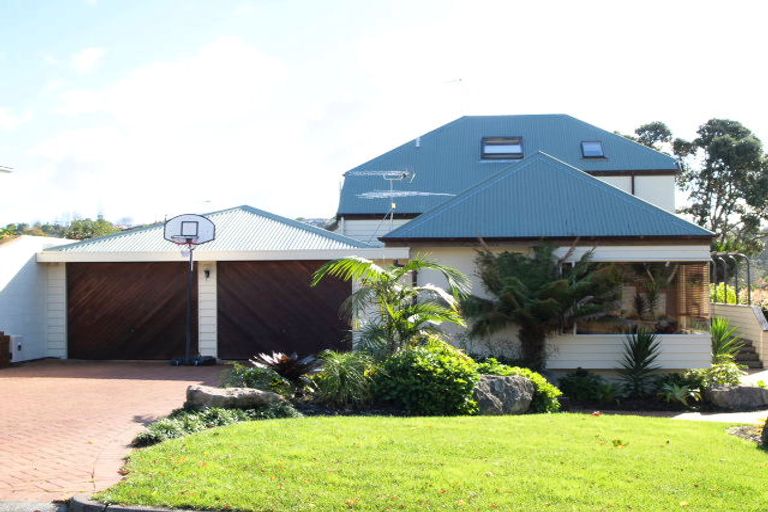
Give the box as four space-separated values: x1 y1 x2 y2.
98 414 767 512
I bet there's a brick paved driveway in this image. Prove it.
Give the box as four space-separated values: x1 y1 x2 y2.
0 360 225 502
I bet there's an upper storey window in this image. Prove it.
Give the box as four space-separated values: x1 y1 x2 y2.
482 136 523 160
581 141 605 158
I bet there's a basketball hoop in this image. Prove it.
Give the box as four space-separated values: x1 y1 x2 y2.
163 214 216 366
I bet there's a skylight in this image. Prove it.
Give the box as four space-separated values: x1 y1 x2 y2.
482 137 523 160
581 141 604 158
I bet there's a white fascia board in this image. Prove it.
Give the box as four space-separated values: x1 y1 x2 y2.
36 247 411 263
555 245 711 262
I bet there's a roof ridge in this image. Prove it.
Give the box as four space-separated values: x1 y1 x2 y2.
237 205 373 248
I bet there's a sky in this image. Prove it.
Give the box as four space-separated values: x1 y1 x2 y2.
1 0 767 226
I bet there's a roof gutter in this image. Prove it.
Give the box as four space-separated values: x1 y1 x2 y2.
36 247 411 263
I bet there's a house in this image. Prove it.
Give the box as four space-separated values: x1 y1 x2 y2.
0 235 71 362
3 114 713 370
334 115 714 370
32 206 406 360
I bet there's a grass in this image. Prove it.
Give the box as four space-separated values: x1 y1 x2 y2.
98 415 768 511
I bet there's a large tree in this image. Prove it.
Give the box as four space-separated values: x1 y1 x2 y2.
462 246 621 370
628 119 768 254
674 119 768 254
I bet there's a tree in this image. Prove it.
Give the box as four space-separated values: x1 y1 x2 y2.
64 217 120 240
674 119 768 254
634 121 672 152
462 245 621 370
311 256 471 357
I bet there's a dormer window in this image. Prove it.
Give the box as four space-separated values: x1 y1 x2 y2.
482 136 523 160
581 141 605 158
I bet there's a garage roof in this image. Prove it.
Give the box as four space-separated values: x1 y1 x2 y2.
39 206 410 262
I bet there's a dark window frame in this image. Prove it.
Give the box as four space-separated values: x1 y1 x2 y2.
581 140 605 158
481 136 524 160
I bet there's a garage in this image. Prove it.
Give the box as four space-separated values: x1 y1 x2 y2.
36 206 409 361
217 260 350 360
67 262 196 360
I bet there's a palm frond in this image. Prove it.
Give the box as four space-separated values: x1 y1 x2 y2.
311 256 386 287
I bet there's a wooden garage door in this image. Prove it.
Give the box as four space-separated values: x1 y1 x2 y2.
68 262 197 360
217 261 351 360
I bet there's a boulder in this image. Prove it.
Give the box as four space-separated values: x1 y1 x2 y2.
473 375 535 415
704 386 768 411
185 384 286 409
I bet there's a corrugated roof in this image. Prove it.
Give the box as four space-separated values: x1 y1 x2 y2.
338 114 679 215
47 205 373 253
381 152 712 241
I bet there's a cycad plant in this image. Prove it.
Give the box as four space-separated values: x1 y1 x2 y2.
462 245 621 369
618 328 661 398
311 256 471 357
710 316 744 364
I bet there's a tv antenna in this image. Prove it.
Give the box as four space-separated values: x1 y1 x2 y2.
163 214 216 366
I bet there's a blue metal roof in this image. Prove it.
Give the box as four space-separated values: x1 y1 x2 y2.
338 114 679 216
381 152 712 241
47 205 374 253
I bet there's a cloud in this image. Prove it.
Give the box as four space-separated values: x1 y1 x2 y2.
0 107 29 131
70 47 106 73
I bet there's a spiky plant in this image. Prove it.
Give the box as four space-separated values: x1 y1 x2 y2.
617 329 661 398
710 317 744 364
249 352 321 390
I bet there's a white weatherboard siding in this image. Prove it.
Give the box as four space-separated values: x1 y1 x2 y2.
595 176 631 195
712 303 768 363
547 334 710 369
336 218 410 242
0 236 69 361
413 245 711 370
46 262 67 359
593 175 675 212
635 175 675 212
198 262 217 357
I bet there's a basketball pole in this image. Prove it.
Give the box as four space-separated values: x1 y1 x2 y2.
185 243 194 364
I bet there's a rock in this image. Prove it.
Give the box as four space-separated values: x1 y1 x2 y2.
473 375 535 415
184 384 286 409
761 421 768 448
704 386 768 411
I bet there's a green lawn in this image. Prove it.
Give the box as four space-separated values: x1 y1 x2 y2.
98 415 768 511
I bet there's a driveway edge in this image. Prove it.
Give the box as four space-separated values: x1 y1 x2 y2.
70 496 210 512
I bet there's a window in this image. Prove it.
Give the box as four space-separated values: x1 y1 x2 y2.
581 141 605 158
482 136 523 160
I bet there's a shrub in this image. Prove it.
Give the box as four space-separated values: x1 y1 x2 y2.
224 363 292 396
617 329 661 398
558 368 606 402
373 338 479 416
133 404 301 447
683 362 746 389
477 358 562 413
313 350 376 408
710 317 744 364
658 383 701 408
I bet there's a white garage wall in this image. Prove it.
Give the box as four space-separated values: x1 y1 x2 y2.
0 236 70 361
45 263 67 359
198 261 217 357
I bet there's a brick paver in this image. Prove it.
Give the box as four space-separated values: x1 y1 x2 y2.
0 360 224 502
